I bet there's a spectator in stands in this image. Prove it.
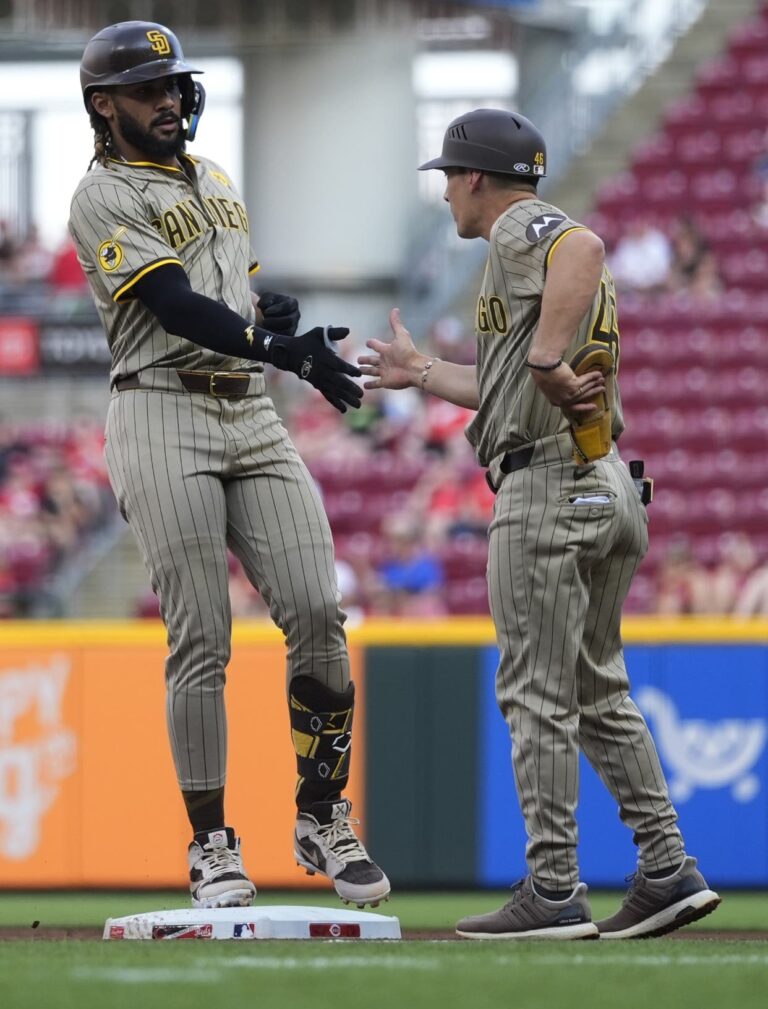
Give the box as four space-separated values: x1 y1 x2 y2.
0 219 17 275
609 216 672 292
371 512 446 616
49 236 88 295
40 467 94 552
734 561 768 615
0 557 14 617
750 136 768 229
686 250 724 302
654 537 710 614
409 446 493 542
667 216 709 290
704 532 756 613
9 224 51 285
335 558 365 625
0 424 116 617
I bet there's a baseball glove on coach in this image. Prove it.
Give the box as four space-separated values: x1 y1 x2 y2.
567 341 614 465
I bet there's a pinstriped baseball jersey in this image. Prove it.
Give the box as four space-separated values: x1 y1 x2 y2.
70 147 352 796
475 197 685 888
466 198 624 468
68 154 262 388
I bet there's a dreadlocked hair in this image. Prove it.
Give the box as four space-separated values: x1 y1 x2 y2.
88 108 116 170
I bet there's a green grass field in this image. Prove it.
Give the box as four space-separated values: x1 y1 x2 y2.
1 890 766 1009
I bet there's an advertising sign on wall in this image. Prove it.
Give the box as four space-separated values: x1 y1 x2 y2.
0 628 365 888
480 643 768 887
0 317 39 375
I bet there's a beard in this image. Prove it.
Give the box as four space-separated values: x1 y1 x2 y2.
115 106 186 160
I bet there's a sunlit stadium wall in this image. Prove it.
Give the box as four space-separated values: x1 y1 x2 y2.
0 617 766 890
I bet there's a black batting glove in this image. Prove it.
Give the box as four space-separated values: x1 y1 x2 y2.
258 291 300 336
266 326 363 413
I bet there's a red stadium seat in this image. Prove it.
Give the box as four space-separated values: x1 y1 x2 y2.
445 577 489 615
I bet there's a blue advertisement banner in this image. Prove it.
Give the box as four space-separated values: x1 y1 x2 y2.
479 644 768 887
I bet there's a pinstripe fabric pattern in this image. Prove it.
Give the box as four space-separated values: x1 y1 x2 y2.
488 434 683 888
467 199 625 474
104 389 349 790
69 155 261 388
71 147 354 802
470 199 684 890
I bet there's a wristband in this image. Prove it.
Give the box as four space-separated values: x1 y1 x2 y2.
525 356 563 372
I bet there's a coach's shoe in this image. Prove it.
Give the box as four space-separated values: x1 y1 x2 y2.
596 856 720 939
456 876 598 940
188 827 257 909
294 798 390 909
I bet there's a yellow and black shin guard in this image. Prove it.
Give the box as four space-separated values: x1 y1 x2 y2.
289 676 354 809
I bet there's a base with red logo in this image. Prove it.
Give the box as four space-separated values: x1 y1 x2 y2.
103 906 401 941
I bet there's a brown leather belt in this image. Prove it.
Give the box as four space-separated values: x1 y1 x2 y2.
115 370 254 398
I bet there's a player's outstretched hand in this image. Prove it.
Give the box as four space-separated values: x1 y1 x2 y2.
358 308 421 390
267 326 362 413
258 291 301 336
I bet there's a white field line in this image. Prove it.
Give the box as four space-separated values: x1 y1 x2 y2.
71 968 223 984
488 953 768 967
70 950 768 984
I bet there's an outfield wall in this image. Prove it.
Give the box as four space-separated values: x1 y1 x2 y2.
1 619 766 889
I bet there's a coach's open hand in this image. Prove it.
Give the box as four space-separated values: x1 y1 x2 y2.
358 309 421 390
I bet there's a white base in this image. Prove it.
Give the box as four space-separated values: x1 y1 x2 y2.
103 905 401 941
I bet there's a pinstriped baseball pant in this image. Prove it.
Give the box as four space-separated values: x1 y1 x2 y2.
488 435 684 889
105 388 349 791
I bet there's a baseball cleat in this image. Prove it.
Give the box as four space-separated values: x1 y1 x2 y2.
294 798 390 908
188 827 256 909
596 856 721 939
456 876 599 940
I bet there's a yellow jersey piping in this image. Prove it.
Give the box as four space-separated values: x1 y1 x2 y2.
113 257 182 302
108 157 186 174
546 226 589 268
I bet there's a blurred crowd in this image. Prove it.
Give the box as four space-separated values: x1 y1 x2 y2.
0 207 767 619
0 421 114 616
0 220 91 314
655 532 768 616
608 213 724 300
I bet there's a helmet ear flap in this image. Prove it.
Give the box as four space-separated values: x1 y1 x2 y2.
181 78 205 141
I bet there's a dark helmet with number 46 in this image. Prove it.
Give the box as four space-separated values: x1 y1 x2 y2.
80 21 205 140
419 108 547 179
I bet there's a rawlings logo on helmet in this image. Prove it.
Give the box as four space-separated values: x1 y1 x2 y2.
300 356 313 379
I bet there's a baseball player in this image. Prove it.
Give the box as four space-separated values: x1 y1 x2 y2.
69 20 389 910
359 109 720 939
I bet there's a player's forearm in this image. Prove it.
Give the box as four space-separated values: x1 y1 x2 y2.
528 231 605 366
133 264 271 362
412 355 479 409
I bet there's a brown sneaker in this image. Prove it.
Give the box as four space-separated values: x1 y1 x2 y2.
597 857 721 939
456 876 599 940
